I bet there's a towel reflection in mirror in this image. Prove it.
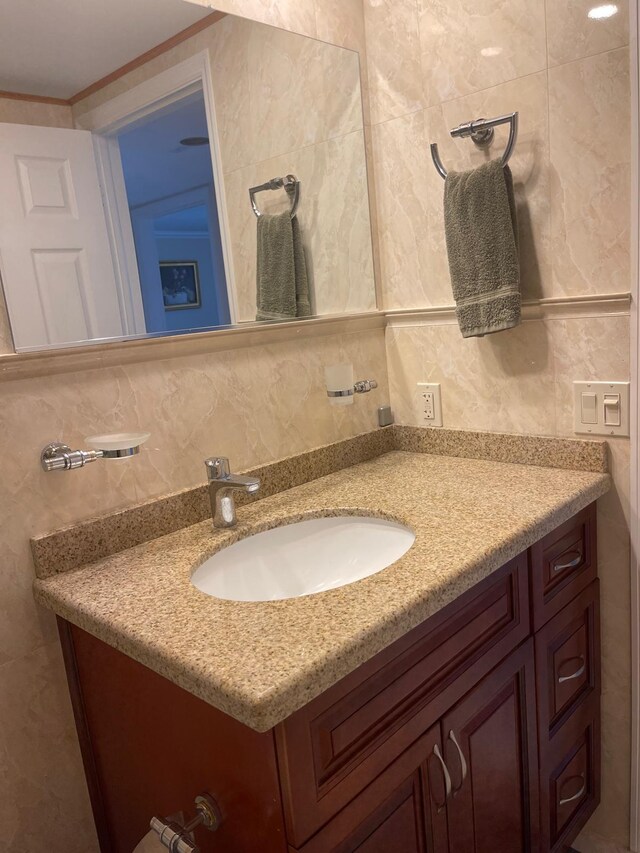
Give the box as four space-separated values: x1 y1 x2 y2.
256 210 312 321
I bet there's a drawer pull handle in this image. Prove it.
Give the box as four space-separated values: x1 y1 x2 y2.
432 743 452 807
558 656 586 684
553 553 582 573
448 730 468 790
559 774 586 806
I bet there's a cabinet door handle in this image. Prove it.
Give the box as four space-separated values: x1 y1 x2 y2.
559 774 586 806
553 553 582 573
558 655 586 684
432 743 452 805
448 730 468 790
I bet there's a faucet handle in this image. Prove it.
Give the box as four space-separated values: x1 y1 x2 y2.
204 457 231 480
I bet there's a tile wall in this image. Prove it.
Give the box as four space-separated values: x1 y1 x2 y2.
364 0 632 845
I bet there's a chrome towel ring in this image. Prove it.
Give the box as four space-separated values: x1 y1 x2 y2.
430 111 519 180
249 174 300 218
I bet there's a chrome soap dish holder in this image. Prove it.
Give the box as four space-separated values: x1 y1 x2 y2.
40 432 150 472
249 173 300 218
430 111 519 179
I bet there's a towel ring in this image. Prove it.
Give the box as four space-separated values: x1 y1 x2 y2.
430 111 519 180
249 174 300 218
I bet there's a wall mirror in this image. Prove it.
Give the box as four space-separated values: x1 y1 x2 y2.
0 0 376 353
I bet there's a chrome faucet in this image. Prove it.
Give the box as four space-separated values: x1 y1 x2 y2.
205 457 260 529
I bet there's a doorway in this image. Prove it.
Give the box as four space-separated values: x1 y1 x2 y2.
76 51 238 335
116 88 230 334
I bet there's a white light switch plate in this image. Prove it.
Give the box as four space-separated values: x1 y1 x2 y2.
572 381 629 436
416 382 443 427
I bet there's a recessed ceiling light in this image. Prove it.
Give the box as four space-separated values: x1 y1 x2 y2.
588 4 619 19
179 136 209 146
481 46 503 57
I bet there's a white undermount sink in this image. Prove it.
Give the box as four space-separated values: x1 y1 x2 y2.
191 516 415 602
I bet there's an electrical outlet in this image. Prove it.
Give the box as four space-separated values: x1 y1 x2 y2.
416 382 443 427
423 391 435 420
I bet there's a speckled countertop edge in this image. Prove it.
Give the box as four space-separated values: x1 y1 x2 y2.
33 450 610 732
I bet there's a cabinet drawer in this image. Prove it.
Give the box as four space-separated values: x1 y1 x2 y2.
277 555 529 846
535 581 600 741
539 697 600 852
530 503 597 630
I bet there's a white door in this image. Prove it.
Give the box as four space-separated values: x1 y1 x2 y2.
0 123 129 350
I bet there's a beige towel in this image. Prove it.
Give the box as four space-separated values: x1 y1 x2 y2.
444 159 520 338
256 211 311 321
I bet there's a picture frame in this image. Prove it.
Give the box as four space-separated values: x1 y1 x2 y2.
159 261 201 310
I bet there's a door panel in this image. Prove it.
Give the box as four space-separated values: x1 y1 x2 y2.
442 641 539 853
278 556 529 847
0 123 127 349
296 724 448 853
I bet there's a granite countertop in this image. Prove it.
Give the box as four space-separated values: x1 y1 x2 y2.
33 450 610 731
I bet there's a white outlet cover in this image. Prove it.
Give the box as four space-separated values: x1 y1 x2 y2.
416 382 443 427
572 381 629 437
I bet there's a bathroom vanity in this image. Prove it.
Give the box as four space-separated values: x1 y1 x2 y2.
32 433 608 853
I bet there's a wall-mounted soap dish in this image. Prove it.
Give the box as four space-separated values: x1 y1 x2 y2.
40 432 150 472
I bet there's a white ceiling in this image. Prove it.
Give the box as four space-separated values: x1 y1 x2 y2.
0 0 213 100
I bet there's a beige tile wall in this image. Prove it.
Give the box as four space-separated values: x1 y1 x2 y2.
0 2 382 850
0 96 73 129
208 15 376 320
0 324 388 852
185 0 368 51
367 0 632 846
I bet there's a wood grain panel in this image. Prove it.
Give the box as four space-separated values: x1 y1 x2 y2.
530 502 597 630
539 697 601 852
277 555 530 846
535 581 600 741
293 724 448 853
60 621 287 853
442 641 540 853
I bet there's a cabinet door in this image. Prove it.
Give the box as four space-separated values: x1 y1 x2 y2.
295 724 448 853
441 641 539 853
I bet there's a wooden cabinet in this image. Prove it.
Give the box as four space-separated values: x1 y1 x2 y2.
59 502 601 853
277 554 529 845
535 581 601 852
294 642 538 853
442 643 539 853
529 504 597 630
293 725 448 853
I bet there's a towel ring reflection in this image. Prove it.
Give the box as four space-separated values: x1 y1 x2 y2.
430 111 519 180
249 174 300 218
